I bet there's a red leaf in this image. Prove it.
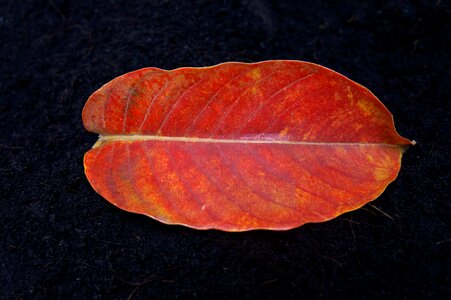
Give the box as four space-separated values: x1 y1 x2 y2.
82 60 413 231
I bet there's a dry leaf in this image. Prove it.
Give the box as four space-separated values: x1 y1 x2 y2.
83 60 413 231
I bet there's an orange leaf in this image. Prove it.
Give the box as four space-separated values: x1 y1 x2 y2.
82 60 413 231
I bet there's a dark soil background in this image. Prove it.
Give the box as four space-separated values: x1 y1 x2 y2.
1 0 450 299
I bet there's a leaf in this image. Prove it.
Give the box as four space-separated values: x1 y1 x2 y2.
82 60 413 231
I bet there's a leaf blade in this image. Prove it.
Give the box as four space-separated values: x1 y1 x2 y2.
84 140 404 231
83 60 412 231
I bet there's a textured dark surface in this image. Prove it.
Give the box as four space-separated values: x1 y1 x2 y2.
1 0 450 299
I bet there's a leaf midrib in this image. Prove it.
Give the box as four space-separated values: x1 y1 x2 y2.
92 134 410 149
